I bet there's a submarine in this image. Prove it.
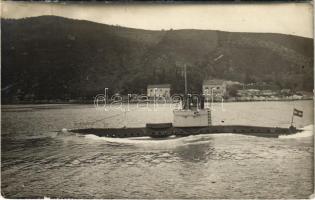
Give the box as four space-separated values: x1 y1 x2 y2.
70 67 302 138
70 94 301 138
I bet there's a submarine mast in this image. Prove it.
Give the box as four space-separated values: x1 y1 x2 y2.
184 64 187 96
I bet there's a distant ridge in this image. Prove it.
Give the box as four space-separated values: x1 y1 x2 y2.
1 15 313 101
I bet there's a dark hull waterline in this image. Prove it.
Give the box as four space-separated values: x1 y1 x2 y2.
70 124 301 138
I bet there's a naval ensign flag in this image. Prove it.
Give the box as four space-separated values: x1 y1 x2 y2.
293 108 303 117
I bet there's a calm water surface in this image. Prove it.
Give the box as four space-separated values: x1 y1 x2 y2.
1 101 314 198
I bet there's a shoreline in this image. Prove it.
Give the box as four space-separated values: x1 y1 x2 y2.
1 98 313 106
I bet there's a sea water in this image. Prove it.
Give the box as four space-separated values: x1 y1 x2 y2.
1 101 313 198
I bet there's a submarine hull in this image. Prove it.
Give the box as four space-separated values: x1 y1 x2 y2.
69 124 301 138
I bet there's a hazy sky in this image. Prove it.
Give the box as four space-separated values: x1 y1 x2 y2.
1 1 313 38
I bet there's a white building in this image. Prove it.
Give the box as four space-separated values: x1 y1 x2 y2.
202 79 227 96
147 84 171 98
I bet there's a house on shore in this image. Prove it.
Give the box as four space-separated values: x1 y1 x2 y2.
202 79 227 96
147 84 171 98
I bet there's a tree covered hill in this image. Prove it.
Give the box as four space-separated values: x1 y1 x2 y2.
1 15 313 101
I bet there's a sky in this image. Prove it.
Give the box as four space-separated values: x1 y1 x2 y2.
1 1 313 38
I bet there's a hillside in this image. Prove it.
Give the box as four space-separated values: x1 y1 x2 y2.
1 15 313 101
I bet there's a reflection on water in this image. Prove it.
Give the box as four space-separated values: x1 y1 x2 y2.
175 138 213 162
1 101 314 198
